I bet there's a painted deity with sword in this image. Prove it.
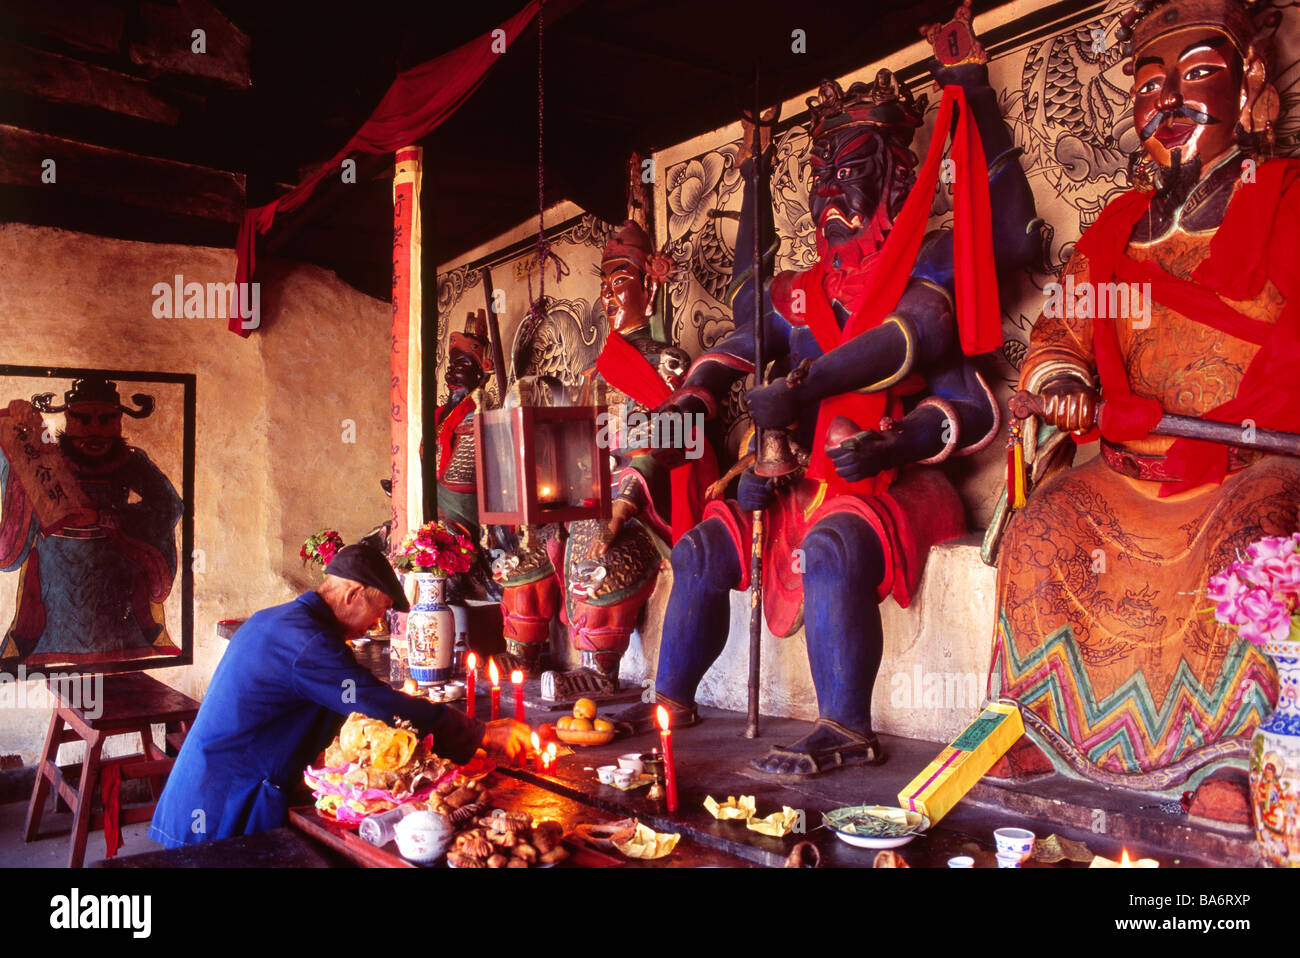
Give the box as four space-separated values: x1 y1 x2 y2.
990 0 1296 800
615 4 1044 777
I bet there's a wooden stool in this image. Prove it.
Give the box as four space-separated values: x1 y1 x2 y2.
24 672 199 868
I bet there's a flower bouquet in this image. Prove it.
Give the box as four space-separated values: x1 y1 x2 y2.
300 528 344 572
391 520 474 577
1207 533 1300 645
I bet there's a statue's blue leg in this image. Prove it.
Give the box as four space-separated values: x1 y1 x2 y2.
801 512 886 733
653 517 741 707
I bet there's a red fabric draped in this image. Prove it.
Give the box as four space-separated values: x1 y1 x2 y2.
797 85 1001 495
596 330 719 543
434 395 475 481
1074 158 1300 494
230 0 543 334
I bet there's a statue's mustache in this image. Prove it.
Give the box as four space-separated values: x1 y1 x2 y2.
1140 103 1218 140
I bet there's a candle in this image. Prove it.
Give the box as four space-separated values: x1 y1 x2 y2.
512 669 526 722
657 705 678 812
488 659 501 722
547 741 557 768
531 732 542 772
465 652 477 720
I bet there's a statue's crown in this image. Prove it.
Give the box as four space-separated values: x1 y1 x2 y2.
806 70 927 141
1116 0 1273 59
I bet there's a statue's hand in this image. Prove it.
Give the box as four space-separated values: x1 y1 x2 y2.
736 468 775 512
586 519 620 558
1037 378 1099 434
827 429 896 482
745 380 801 430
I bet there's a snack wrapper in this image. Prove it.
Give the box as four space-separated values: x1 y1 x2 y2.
704 795 756 821
746 805 800 837
613 822 680 859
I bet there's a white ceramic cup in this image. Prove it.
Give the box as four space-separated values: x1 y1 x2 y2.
995 851 1023 869
947 856 975 868
393 810 454 864
617 753 644 775
597 765 617 785
613 768 635 788
993 827 1036 862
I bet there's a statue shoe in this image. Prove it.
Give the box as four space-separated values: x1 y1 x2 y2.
750 718 884 779
540 667 618 703
611 695 698 736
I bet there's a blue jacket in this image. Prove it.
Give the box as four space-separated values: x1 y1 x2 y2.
149 592 485 848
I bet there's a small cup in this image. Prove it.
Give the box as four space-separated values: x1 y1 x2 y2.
993 827 1036 862
617 753 644 775
947 856 974 868
597 765 617 785
393 810 454 864
613 768 635 788
995 851 1023 869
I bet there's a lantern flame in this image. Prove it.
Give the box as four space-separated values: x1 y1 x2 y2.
656 704 670 732
511 669 523 684
488 658 500 686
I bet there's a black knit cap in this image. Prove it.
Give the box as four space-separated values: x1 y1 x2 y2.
325 544 409 612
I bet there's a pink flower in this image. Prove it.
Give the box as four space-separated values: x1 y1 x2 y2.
415 549 435 568
1208 566 1251 627
1237 586 1294 645
1246 535 1298 565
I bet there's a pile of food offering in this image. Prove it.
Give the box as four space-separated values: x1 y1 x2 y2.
447 811 569 868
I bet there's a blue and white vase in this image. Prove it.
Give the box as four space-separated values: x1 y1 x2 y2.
407 572 455 686
1251 637 1300 867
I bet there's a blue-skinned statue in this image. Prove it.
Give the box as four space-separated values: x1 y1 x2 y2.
615 12 1044 777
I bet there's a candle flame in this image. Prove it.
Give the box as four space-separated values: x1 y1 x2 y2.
547 742 557 758
656 704 670 732
530 732 540 750
1119 849 1132 867
488 658 500 686
466 651 476 670
511 669 523 684
540 485 553 497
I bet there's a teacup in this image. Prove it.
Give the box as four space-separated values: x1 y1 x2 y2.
613 768 635 788
947 856 974 868
597 765 618 785
993 827 1036 862
617 753 644 775
995 851 1023 869
393 810 454 864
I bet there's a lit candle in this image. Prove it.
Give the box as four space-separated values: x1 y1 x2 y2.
1089 848 1159 868
489 659 501 722
512 669 526 722
465 652 477 720
547 741 557 770
657 706 678 812
531 732 542 772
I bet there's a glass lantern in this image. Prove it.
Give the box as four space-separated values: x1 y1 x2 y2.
474 405 610 524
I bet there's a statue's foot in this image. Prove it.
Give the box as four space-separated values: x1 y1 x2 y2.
750 719 884 779
490 650 540 679
610 696 699 736
986 735 1054 781
540 667 617 702
1186 767 1252 830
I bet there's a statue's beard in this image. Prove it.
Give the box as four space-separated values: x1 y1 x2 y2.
58 431 128 470
1155 147 1204 204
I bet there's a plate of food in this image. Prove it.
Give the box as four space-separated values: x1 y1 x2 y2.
822 805 929 850
554 699 617 746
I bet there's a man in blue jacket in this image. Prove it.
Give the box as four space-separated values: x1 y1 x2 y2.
149 544 529 848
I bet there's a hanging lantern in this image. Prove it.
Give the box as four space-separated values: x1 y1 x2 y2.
474 405 610 525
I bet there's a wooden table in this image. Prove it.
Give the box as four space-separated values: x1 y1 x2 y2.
290 772 755 868
24 672 199 868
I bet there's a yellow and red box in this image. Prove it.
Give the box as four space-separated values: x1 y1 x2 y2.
898 702 1024 825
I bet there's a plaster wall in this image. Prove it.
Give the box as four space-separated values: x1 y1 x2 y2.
0 223 390 765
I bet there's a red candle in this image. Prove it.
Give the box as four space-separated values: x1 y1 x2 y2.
465 652 477 720
547 741 557 769
488 659 501 722
531 732 542 772
657 706 678 812
511 669 526 722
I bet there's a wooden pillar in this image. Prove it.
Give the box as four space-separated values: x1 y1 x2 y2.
391 146 424 541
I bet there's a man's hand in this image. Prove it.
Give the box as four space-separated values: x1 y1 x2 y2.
827 429 896 482
736 467 775 511
481 719 532 762
1038 378 1099 434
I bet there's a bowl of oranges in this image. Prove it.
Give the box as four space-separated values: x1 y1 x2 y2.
555 698 617 746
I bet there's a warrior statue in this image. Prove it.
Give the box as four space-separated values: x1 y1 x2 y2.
989 0 1295 802
615 10 1043 777
496 222 715 694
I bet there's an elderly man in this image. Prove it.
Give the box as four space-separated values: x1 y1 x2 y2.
149 544 530 848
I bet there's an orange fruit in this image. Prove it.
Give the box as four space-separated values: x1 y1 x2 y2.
570 717 593 731
573 698 598 720
593 718 614 732
557 716 574 731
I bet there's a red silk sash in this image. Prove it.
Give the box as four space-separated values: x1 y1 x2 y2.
596 330 718 542
434 394 474 481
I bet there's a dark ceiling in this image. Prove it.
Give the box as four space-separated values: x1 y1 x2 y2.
216 0 964 299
